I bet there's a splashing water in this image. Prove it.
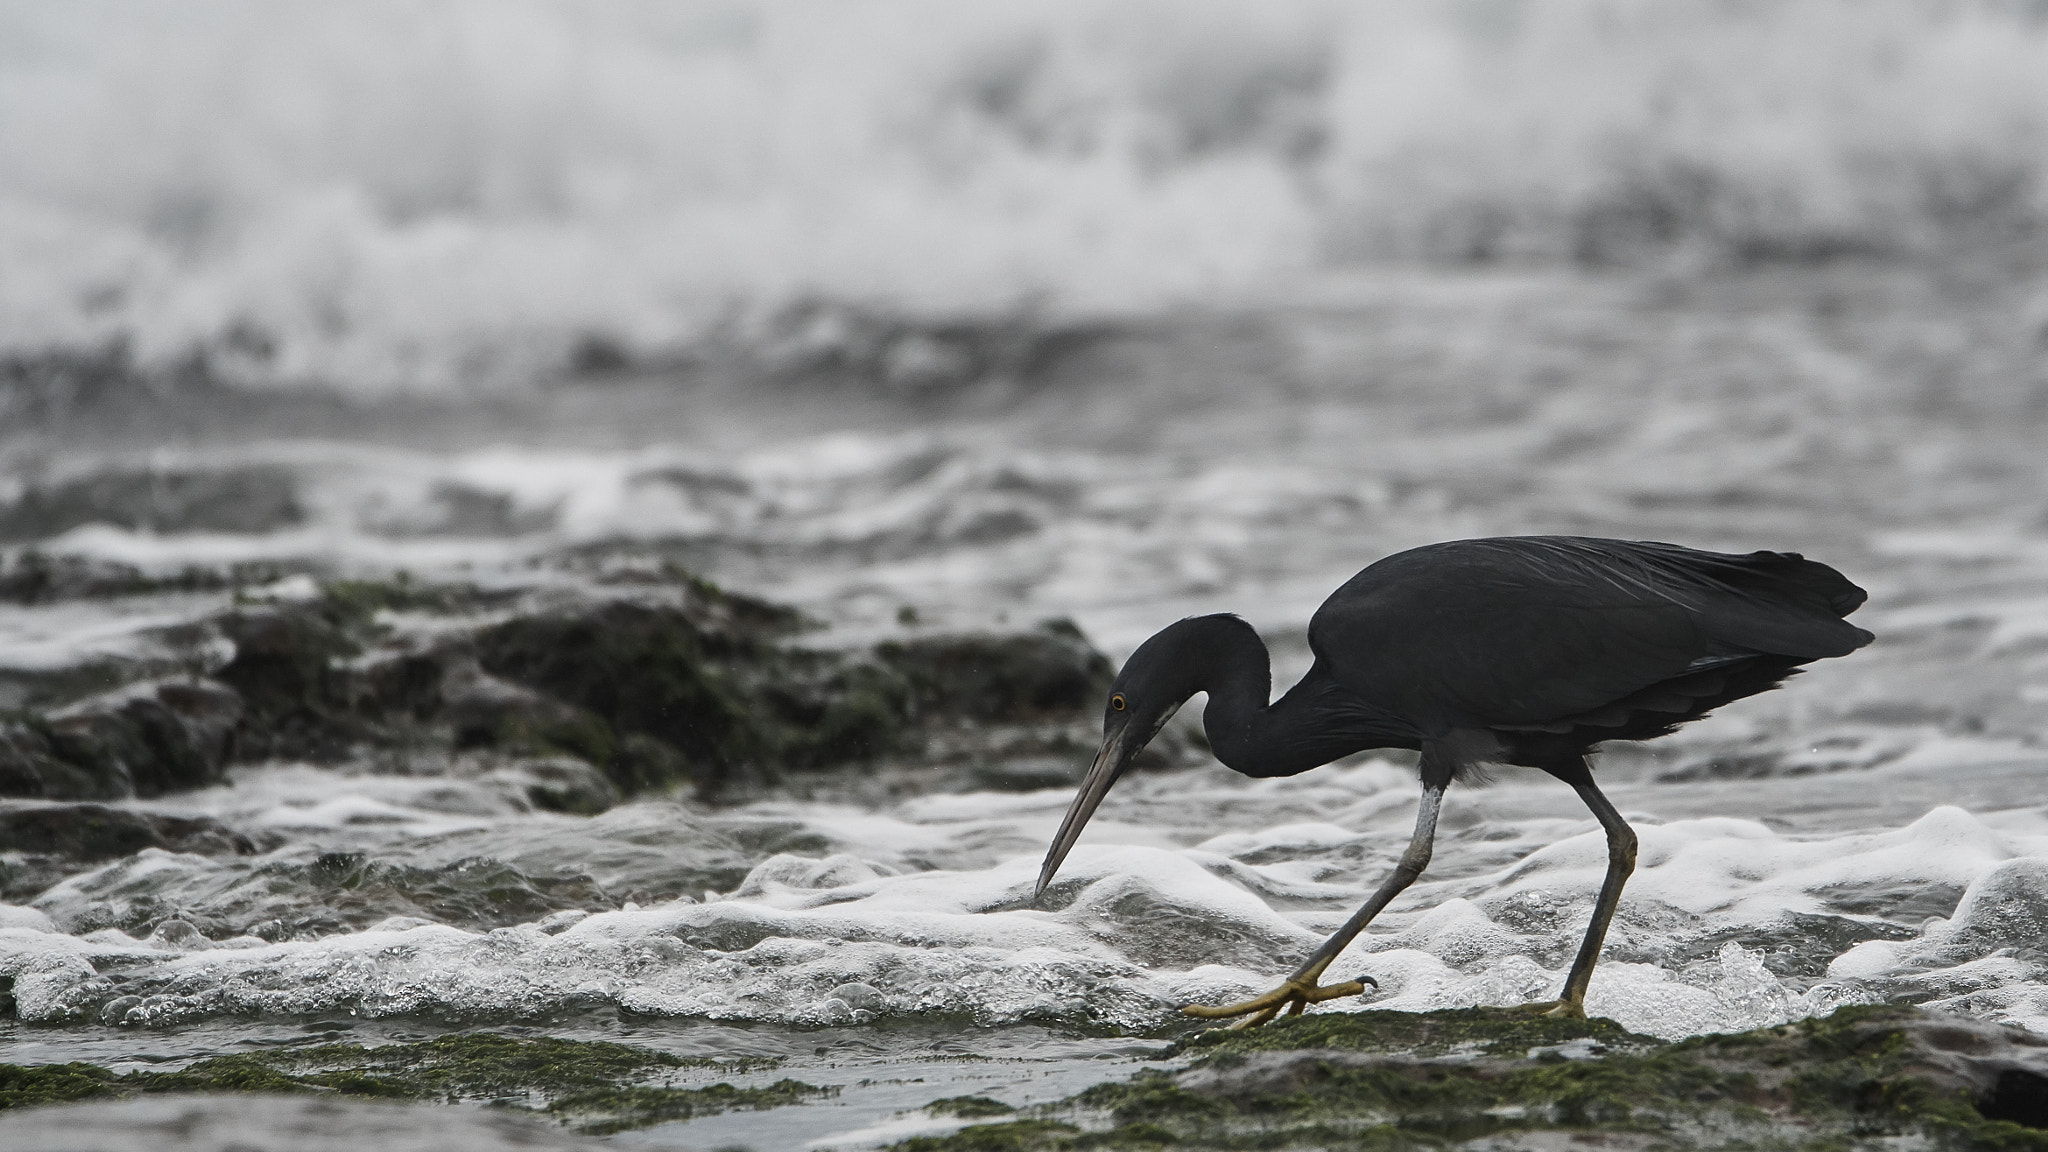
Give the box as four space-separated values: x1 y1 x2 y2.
3 0 2048 392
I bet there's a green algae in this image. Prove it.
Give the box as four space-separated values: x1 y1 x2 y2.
474 599 1111 797
0 1031 809 1135
930 1095 1021 1118
894 1120 1084 1151
549 1077 836 1136
892 1006 2048 1151
4 562 1121 806
1177 1007 1660 1061
0 1062 119 1110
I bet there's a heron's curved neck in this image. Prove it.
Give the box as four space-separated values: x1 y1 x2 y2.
1185 620 1415 778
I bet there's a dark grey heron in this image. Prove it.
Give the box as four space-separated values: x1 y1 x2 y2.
1037 536 1872 1027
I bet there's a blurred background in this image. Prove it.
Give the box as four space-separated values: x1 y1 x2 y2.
5 0 2047 394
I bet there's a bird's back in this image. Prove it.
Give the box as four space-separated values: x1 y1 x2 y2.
1308 536 1872 742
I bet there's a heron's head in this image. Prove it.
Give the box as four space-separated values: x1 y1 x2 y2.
1034 617 1237 901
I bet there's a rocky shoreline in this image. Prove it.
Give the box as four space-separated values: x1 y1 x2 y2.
6 1005 2048 1149
1 565 1191 924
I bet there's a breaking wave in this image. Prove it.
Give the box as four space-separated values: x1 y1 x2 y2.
4 0 2047 393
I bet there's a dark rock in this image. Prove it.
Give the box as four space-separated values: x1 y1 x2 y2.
0 551 285 605
0 680 241 800
0 799 258 903
0 568 1125 805
893 1006 2048 1151
475 599 768 790
878 618 1113 722
213 605 362 761
0 717 109 800
43 679 242 798
0 801 254 859
0 1094 611 1151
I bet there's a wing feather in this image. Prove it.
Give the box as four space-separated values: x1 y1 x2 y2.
1309 536 1872 734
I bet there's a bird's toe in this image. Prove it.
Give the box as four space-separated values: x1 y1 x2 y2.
1182 975 1375 1028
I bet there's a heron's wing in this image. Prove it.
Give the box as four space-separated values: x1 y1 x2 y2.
1308 537 1872 731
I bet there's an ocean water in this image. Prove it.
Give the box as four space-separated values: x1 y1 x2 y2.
5 4 2048 1148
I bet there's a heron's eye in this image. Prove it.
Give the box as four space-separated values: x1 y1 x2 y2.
1111 694 1127 711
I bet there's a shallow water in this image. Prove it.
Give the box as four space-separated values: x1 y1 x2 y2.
5 265 2048 1147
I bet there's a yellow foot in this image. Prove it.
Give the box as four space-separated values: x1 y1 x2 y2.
1181 975 1377 1030
1509 999 1586 1019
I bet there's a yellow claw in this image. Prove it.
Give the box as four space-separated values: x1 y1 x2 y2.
1180 978 1371 1029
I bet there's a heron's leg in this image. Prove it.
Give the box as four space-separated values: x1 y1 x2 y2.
1182 780 1445 1028
1542 772 1638 1019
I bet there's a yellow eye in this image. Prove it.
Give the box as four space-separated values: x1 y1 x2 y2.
1111 694 1127 711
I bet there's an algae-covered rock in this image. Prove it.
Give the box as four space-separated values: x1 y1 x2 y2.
0 718 105 799
0 1031 817 1138
0 567 1123 805
877 621 1114 722
0 801 257 902
0 680 241 801
0 1095 609 1152
893 1005 2048 1150
0 551 281 605
471 597 1114 798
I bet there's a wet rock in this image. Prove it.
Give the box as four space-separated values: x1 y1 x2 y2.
0 718 108 800
212 605 360 761
0 802 254 860
0 551 280 605
472 598 1117 798
0 465 303 543
894 1006 2048 1151
51 680 242 797
0 680 242 801
878 619 1113 722
0 1094 611 1151
0 1032 809 1139
1 568 1124 804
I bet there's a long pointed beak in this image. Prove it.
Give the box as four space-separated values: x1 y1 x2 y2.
1035 728 1132 902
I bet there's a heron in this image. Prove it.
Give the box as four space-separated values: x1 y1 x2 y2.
1036 536 1872 1028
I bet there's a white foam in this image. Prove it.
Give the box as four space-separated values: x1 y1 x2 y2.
6 2 2048 393
10 783 2048 1039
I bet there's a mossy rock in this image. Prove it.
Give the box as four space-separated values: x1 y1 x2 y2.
472 598 1113 797
895 1005 2048 1151
0 551 286 605
0 801 253 861
0 1031 814 1136
1178 1006 1660 1060
0 566 1123 804
0 678 242 801
878 620 1114 723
